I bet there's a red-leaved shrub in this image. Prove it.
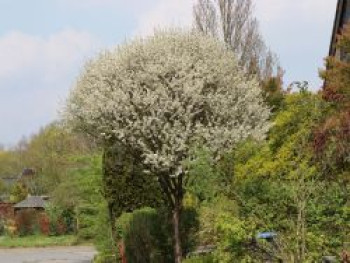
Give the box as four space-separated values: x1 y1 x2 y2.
39 214 50 235
15 209 38 236
56 218 67 235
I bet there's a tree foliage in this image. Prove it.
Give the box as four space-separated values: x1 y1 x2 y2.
182 90 348 261
65 30 270 261
117 207 173 263
0 150 21 176
23 123 94 193
9 182 28 203
65 30 270 176
261 68 286 113
102 143 164 218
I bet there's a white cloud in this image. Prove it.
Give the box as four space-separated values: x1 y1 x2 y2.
134 0 195 36
0 29 99 82
0 29 100 145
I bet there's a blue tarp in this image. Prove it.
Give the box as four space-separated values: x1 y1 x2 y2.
257 232 277 239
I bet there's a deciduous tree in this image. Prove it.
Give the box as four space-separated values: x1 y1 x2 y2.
193 0 278 80
65 30 270 262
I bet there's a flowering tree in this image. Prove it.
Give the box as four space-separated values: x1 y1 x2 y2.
65 30 270 262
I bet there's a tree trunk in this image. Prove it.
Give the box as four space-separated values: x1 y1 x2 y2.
173 202 182 263
108 203 119 263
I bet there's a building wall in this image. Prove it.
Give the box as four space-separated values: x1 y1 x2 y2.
334 0 350 59
344 0 350 23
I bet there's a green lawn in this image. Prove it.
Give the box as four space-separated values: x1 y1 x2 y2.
0 235 78 248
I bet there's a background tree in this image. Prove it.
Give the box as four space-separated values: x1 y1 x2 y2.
232 89 348 261
261 67 286 113
65 30 270 262
193 0 278 81
0 149 22 176
10 182 28 203
21 123 94 194
182 88 348 261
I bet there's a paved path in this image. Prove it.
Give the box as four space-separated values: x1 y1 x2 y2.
0 246 97 263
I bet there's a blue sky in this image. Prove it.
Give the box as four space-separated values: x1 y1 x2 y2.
0 0 338 146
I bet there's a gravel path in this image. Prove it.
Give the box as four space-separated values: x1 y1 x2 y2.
0 246 97 263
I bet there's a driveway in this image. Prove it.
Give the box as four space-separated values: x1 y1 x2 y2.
0 246 97 263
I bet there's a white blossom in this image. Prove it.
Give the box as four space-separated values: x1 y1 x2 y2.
64 29 270 177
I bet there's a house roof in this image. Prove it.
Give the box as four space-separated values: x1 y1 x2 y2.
330 0 349 56
14 196 47 209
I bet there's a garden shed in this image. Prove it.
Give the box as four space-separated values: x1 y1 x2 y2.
13 196 48 214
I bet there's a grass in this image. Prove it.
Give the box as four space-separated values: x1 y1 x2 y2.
0 235 79 248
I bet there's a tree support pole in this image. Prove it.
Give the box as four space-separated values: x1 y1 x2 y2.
173 198 182 263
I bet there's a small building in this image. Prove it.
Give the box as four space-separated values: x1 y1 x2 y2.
330 0 350 58
13 196 48 214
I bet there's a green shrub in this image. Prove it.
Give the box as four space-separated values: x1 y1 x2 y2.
77 204 98 240
0 219 5 236
45 205 74 236
93 201 116 263
115 205 199 263
93 253 116 263
183 255 214 263
117 207 172 263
